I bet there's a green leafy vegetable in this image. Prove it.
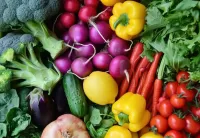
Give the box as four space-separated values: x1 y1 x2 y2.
0 123 7 138
90 108 102 125
0 89 19 122
18 87 32 113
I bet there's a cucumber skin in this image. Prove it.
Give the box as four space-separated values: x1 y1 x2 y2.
63 73 88 117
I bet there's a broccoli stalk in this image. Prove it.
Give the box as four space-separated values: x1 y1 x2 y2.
0 65 12 93
7 44 61 94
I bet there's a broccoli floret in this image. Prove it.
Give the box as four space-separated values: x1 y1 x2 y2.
0 65 12 93
0 48 14 64
0 0 64 59
5 44 61 94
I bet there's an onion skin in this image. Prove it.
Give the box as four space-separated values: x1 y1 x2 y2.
41 114 90 138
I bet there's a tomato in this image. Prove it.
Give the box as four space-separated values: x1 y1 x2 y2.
78 6 97 22
164 130 183 138
156 97 166 111
150 115 168 134
177 83 196 102
158 99 173 117
196 133 200 138
176 71 189 83
98 10 112 21
170 94 186 108
185 115 200 135
84 0 99 7
168 114 186 131
191 106 200 118
64 0 80 13
165 81 178 98
60 13 76 28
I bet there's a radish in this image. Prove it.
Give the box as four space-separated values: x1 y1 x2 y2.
69 24 89 43
78 5 97 22
108 37 130 57
89 21 112 45
64 0 80 13
55 54 72 74
74 42 96 58
62 31 73 45
71 57 93 78
92 52 112 71
109 55 130 82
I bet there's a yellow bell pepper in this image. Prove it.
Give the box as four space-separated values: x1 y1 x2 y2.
109 1 146 40
112 92 151 132
104 125 132 138
140 132 163 138
101 0 125 6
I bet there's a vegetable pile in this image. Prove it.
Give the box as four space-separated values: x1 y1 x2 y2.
0 0 200 138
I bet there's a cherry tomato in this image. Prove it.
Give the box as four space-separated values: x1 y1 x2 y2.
177 83 196 102
84 0 99 7
176 71 189 83
78 6 97 22
185 115 200 135
98 10 112 21
60 13 76 28
191 106 200 118
64 0 80 13
165 81 178 98
150 115 168 134
164 130 183 138
159 99 173 118
156 97 167 111
168 114 186 131
170 94 186 108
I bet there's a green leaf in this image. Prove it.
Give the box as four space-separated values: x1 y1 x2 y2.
6 107 31 136
90 108 102 125
100 119 116 128
0 123 7 138
0 89 19 122
18 87 32 113
96 128 108 138
86 122 97 138
173 0 198 11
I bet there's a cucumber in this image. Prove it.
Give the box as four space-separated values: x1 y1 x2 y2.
63 73 88 117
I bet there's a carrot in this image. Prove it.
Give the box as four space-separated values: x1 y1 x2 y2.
152 79 163 116
136 66 149 94
147 86 154 112
118 42 144 97
128 57 150 93
141 52 163 99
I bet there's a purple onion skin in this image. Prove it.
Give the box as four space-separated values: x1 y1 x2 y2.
109 55 130 78
92 52 112 71
71 57 93 78
62 31 73 45
74 42 95 58
69 24 89 43
89 21 112 45
108 37 129 57
29 88 56 129
55 55 72 74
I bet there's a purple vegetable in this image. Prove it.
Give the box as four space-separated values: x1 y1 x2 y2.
69 24 89 43
55 54 72 74
89 21 112 44
29 88 56 129
108 37 130 57
74 42 95 58
62 31 73 45
109 55 130 81
71 57 93 78
92 52 112 71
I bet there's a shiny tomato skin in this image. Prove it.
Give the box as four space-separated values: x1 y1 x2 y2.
164 130 183 138
168 114 186 131
159 99 173 118
150 115 168 134
191 106 200 118
177 83 195 102
176 71 189 83
165 81 178 98
170 94 186 109
185 115 200 135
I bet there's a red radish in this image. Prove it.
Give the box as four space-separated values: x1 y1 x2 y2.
74 42 96 58
89 21 112 44
69 24 89 43
60 13 76 29
62 31 73 45
71 57 93 78
92 52 112 71
108 37 130 57
64 0 80 13
78 6 97 22
109 56 130 81
84 0 99 7
55 21 65 32
98 10 111 21
41 114 90 138
55 55 72 74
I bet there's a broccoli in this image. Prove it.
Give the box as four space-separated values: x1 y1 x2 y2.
0 0 64 59
3 43 61 94
0 65 12 93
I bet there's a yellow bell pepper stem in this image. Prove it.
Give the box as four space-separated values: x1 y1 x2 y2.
113 13 129 29
105 125 132 138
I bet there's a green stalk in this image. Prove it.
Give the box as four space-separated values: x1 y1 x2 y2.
113 13 129 29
